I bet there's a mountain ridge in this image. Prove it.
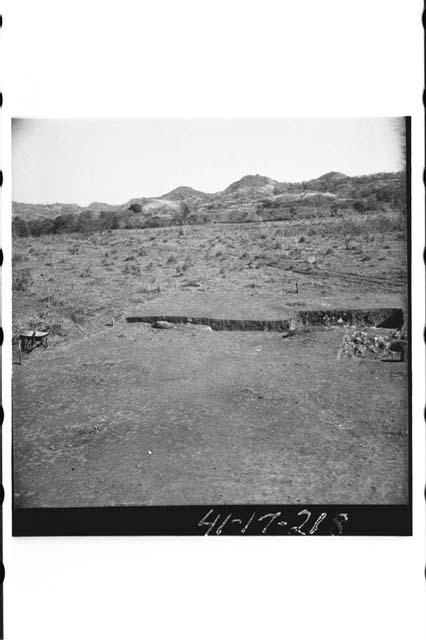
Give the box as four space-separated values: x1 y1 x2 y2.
13 170 402 212
12 170 406 235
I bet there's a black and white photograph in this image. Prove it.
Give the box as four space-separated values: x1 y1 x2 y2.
11 117 410 522
1 1 425 639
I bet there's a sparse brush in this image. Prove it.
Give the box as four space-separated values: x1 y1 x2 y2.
322 213 403 237
51 322 67 336
123 263 141 276
68 306 86 324
12 252 24 264
13 269 33 292
288 247 301 257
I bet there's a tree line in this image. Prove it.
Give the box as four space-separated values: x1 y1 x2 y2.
13 189 406 238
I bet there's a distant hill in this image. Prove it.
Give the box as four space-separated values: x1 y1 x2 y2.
316 171 347 180
12 202 82 220
83 201 120 213
225 174 278 194
160 186 208 201
12 170 406 235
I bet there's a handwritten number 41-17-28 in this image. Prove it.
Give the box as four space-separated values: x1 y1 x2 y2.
198 509 349 536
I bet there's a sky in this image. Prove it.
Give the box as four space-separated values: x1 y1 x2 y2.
12 118 405 206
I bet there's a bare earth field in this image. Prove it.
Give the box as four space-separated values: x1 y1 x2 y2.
12 215 409 506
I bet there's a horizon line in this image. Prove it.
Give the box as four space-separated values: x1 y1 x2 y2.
13 168 404 208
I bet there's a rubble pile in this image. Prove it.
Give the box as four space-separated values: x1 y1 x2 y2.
338 327 405 361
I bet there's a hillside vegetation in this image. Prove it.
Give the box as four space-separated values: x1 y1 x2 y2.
13 170 406 237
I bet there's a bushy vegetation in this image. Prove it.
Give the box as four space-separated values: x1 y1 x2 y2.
13 268 33 292
298 212 405 239
12 212 407 354
12 210 121 237
12 171 407 238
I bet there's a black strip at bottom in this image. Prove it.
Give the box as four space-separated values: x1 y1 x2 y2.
13 504 411 537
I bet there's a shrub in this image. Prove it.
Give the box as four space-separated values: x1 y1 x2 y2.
12 252 24 264
128 203 142 214
51 323 67 336
12 217 30 237
80 267 91 278
13 269 33 292
53 213 78 234
123 263 141 276
69 307 86 324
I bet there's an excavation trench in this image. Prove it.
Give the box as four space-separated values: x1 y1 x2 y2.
126 307 404 332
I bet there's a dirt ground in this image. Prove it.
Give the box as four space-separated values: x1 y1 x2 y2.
13 216 407 340
13 324 409 507
12 217 409 506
